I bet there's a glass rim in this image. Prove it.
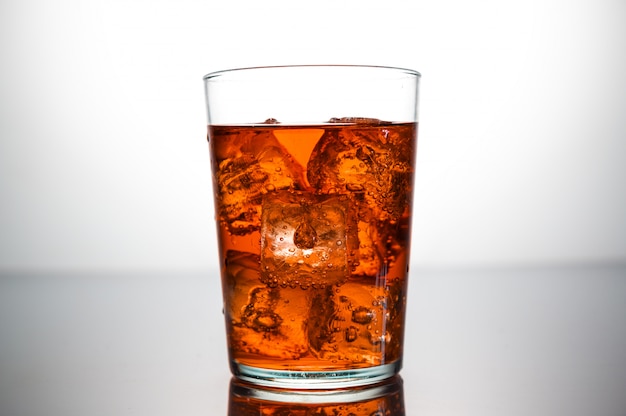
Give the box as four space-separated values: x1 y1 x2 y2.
203 64 421 81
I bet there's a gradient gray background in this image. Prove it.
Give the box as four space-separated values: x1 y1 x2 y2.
1 0 624 271
1 0 626 415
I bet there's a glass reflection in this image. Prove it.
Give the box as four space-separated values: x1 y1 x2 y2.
228 375 405 415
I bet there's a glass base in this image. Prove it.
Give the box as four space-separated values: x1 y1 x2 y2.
231 360 402 390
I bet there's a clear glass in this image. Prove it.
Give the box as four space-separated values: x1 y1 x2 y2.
203 65 420 389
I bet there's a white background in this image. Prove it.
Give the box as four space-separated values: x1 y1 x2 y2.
1 3 626 415
1 0 625 271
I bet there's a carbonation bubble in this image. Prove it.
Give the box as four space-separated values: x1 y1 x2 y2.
345 326 358 342
346 183 364 192
293 221 317 249
352 306 375 324
253 312 283 331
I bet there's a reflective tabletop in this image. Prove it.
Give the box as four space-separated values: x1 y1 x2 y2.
1 264 625 415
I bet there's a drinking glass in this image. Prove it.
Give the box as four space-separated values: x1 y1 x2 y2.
204 65 420 388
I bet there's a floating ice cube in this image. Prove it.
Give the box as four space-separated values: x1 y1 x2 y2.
223 250 308 359
353 220 384 278
213 128 307 235
306 278 392 365
260 191 358 289
307 123 414 223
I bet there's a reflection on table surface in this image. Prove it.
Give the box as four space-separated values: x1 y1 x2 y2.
1 264 625 415
228 375 404 415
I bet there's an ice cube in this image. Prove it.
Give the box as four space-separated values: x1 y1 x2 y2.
260 191 358 289
307 278 392 365
328 117 386 124
353 220 383 278
223 250 263 321
307 122 414 223
213 128 307 235
311 276 407 365
223 250 308 359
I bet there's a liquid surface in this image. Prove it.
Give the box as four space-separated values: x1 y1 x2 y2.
209 119 418 372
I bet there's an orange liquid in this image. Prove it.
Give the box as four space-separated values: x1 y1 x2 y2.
209 120 417 372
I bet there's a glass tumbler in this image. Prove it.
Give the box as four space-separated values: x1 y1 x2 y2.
203 65 420 389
